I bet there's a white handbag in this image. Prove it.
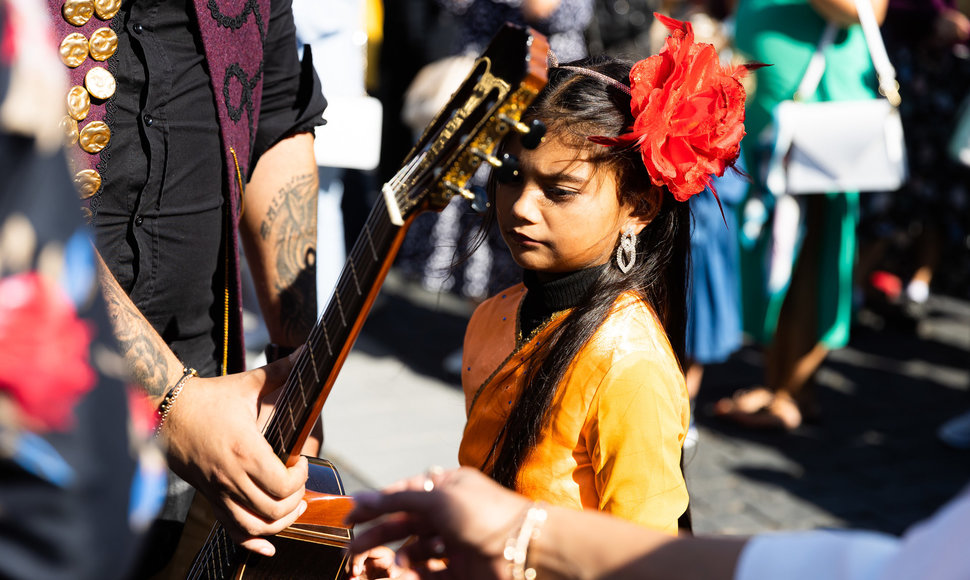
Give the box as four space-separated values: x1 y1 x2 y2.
764 0 907 196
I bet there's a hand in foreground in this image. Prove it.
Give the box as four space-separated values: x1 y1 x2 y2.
161 352 309 557
348 545 401 579
346 467 534 580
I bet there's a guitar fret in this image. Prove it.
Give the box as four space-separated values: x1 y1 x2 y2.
221 530 235 571
334 292 348 328
272 420 286 454
364 223 380 262
296 371 308 408
348 260 363 295
287 401 298 433
320 320 334 357
213 534 223 578
307 347 321 383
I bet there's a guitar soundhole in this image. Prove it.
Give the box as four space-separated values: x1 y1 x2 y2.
239 536 350 579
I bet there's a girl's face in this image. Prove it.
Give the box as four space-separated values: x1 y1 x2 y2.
495 135 649 277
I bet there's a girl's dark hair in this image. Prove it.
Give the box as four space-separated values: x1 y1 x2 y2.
483 56 692 526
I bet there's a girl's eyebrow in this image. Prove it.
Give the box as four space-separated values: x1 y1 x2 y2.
534 165 588 185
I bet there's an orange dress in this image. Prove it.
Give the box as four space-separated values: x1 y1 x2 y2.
459 284 690 534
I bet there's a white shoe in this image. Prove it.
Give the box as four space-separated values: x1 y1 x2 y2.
905 279 930 304
683 424 699 450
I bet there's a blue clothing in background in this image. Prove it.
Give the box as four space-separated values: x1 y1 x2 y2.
686 163 747 364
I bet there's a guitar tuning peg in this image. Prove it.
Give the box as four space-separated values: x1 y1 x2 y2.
493 153 520 183
499 115 547 150
471 148 521 183
468 185 489 214
520 119 546 150
443 182 489 214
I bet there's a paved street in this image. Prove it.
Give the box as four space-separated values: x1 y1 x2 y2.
320 270 970 537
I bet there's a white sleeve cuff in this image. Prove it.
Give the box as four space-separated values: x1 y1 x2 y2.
735 529 898 580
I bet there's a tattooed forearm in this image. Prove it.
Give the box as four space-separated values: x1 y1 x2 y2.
260 172 318 343
96 256 174 398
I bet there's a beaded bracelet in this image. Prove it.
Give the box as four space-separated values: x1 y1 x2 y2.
503 502 548 580
154 367 198 437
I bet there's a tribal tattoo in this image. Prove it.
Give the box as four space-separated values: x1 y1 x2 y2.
260 171 318 343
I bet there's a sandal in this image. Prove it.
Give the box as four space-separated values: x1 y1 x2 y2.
713 387 775 416
715 389 803 431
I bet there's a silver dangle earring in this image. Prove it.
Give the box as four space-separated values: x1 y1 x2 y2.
615 226 637 274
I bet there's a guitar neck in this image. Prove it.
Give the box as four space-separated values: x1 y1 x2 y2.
187 23 550 579
264 194 413 465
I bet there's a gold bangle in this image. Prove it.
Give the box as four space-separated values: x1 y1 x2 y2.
503 502 547 580
154 367 198 437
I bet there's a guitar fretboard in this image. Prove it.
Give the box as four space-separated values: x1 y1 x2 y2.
265 194 403 459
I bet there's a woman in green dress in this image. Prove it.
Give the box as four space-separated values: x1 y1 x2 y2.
716 0 888 429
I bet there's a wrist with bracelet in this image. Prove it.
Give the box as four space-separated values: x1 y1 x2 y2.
154 366 198 437
504 501 548 580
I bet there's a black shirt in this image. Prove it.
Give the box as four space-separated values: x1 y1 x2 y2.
96 0 326 375
520 266 607 338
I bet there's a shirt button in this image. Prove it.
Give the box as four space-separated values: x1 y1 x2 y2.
143 114 154 127
134 215 144 226
132 23 143 34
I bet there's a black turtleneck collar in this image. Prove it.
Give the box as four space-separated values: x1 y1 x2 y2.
519 265 608 338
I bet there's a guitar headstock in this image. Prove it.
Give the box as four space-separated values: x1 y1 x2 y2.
382 24 550 225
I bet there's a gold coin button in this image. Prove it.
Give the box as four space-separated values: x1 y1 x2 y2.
59 32 89 68
60 115 79 145
79 121 110 153
74 169 102 199
93 0 121 19
88 27 117 61
62 0 95 26
67 85 91 121
84 66 116 100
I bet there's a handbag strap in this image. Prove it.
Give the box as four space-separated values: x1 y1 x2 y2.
794 0 900 106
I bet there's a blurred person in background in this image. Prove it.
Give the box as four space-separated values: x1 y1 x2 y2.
0 0 162 576
866 0 970 451
395 0 596 319
293 0 383 303
715 0 889 431
648 0 746 449
44 0 327 574
858 1 970 314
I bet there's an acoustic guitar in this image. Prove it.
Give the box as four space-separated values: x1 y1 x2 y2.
180 23 550 579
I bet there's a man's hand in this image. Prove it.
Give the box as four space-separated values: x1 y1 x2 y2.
161 353 310 556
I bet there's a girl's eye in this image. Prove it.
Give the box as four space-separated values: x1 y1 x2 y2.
543 186 578 199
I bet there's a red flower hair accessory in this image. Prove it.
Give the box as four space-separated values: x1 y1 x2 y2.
589 14 751 201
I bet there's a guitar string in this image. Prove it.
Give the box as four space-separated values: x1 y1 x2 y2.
192 124 527 580
269 119 493 455
187 51 535 577
266 93 505 455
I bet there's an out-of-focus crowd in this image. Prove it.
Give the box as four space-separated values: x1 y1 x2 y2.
2 1 969 579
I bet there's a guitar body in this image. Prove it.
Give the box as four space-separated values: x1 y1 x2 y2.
158 459 350 580
183 23 550 579
233 535 346 580
231 458 351 580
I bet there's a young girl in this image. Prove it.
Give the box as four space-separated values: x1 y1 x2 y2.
350 17 747 577
458 15 749 535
